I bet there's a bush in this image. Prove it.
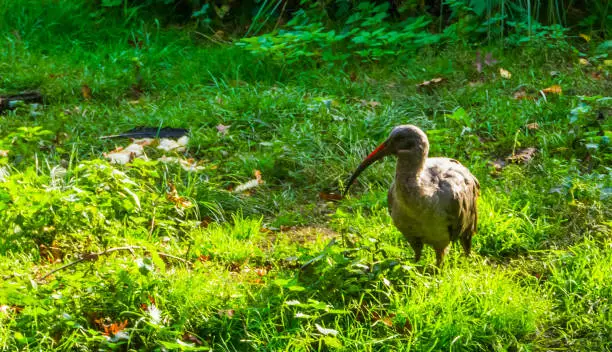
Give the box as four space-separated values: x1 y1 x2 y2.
237 2 441 66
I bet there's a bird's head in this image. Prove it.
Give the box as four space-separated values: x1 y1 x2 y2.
344 125 429 195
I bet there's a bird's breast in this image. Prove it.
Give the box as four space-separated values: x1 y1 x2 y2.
388 182 450 245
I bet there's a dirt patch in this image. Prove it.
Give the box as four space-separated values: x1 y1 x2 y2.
260 226 339 249
283 226 338 245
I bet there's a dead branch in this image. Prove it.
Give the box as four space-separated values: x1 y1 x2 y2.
0 91 43 113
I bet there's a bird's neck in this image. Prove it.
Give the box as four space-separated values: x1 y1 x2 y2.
395 153 426 187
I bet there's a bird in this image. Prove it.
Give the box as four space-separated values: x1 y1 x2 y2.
344 125 480 267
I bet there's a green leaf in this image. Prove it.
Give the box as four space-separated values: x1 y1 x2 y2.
101 0 122 7
192 4 209 18
14 331 27 344
324 336 343 348
469 0 487 16
137 257 154 275
288 285 306 292
346 13 362 24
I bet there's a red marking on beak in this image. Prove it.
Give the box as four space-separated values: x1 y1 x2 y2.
365 141 388 161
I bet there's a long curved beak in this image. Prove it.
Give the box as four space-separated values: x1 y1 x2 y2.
344 140 391 195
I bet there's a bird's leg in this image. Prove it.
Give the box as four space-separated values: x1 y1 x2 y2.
434 245 450 267
407 237 423 263
460 235 472 257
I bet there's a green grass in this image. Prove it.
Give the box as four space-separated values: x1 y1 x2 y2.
0 1 611 351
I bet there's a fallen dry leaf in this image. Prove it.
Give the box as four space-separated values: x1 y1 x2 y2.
182 333 203 346
590 71 603 80
228 262 241 272
157 137 188 152
506 147 537 164
120 143 144 155
39 241 62 263
218 309 235 318
371 311 394 328
512 88 535 100
128 37 143 48
158 156 205 172
166 183 193 208
416 77 446 89
359 100 381 108
104 143 145 165
0 305 23 316
234 170 264 193
526 122 539 130
499 68 512 79
81 85 92 100
540 85 562 95
216 124 230 135
177 135 189 146
147 296 156 305
157 139 181 152
254 267 267 276
488 159 506 172
213 30 225 40
106 320 128 336
132 138 155 147
233 181 259 194
319 192 343 202
398 319 413 335
95 319 128 336
200 216 213 228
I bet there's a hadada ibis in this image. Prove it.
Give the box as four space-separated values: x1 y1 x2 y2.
345 125 480 267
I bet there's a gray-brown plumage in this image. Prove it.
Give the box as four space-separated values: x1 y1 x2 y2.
345 125 480 267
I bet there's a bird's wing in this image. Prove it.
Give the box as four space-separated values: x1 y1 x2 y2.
435 158 480 242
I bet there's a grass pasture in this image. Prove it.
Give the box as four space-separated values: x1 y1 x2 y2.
0 1 611 351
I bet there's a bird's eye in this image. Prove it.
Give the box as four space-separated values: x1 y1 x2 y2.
402 140 416 149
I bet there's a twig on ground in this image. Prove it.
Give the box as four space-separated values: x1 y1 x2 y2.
193 31 230 45
39 246 191 281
